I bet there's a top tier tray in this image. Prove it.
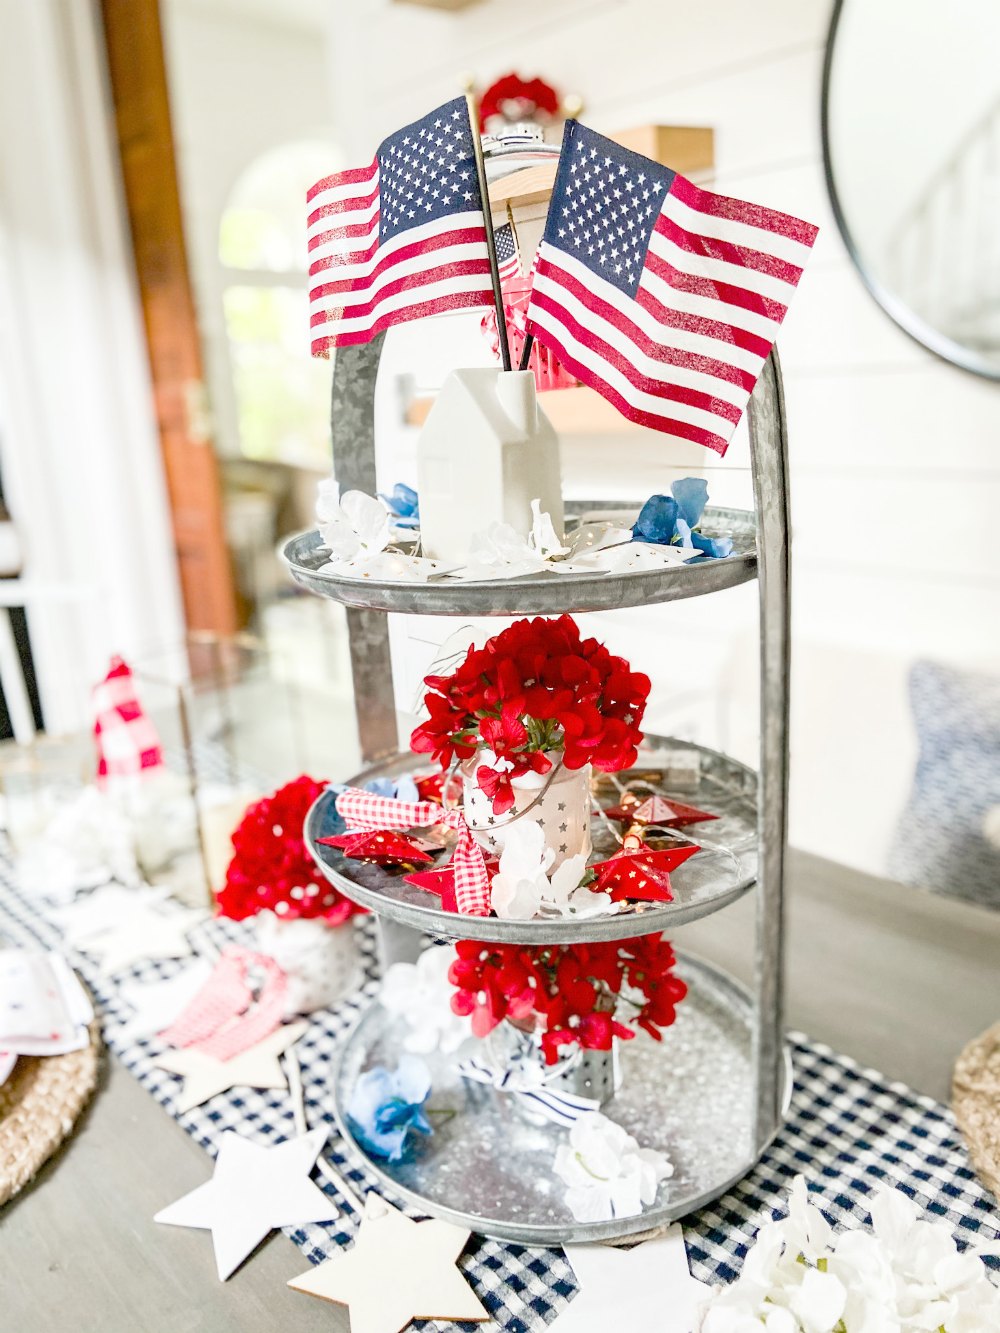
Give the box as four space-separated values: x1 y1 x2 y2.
282 503 756 616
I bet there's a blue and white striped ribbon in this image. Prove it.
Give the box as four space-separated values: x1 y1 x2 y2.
458 1055 599 1128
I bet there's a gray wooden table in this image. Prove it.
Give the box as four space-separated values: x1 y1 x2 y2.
3 849 999 1332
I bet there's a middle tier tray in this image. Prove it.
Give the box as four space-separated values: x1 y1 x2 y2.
305 737 757 943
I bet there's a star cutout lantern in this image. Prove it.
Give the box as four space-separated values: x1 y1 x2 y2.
317 830 433 868
405 857 499 913
154 1021 308 1113
288 1194 488 1333
590 835 700 902
155 1126 339 1280
601 792 717 828
557 1225 712 1333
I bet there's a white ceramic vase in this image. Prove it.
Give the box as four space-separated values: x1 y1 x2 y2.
461 748 592 870
255 911 361 1016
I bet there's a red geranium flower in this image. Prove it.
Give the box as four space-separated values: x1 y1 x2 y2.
448 933 685 1063
216 775 365 925
409 616 648 814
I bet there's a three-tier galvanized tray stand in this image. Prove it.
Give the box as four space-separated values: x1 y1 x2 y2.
283 337 791 1244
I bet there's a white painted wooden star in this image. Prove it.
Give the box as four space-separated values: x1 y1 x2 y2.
557 1225 713 1332
154 1126 339 1279
51 883 170 946
287 1195 489 1333
116 958 214 1043
154 1021 308 1113
78 902 206 975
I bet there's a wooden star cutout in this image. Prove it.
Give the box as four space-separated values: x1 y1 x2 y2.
590 836 700 902
79 903 206 975
288 1195 488 1333
116 958 214 1043
602 794 717 828
154 1021 308 1113
558 1225 712 1332
317 829 433 867
155 1126 339 1279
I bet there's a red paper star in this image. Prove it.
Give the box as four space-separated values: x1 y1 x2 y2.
405 858 499 914
317 830 433 867
590 835 701 902
414 771 462 805
600 793 717 828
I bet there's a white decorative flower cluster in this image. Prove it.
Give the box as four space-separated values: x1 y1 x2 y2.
700 1174 1000 1332
553 1112 673 1224
489 820 603 920
379 945 470 1054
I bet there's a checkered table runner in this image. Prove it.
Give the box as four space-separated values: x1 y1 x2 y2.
0 862 997 1332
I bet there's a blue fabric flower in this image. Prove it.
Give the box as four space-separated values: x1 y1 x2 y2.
357 775 420 803
379 483 420 529
346 1056 433 1161
632 477 733 560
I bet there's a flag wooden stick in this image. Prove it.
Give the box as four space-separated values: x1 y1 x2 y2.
518 333 534 372
466 93 511 371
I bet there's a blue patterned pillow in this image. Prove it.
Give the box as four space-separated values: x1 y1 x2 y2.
888 660 1000 908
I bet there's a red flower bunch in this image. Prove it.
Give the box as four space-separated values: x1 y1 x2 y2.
216 775 364 925
448 933 686 1064
410 615 650 815
478 72 561 132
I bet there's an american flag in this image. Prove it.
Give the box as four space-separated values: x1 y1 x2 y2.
525 122 818 454
494 221 521 282
308 97 496 354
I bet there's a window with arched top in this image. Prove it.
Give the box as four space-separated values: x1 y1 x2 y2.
219 140 341 469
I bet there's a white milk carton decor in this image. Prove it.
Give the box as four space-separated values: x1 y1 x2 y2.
417 368 563 564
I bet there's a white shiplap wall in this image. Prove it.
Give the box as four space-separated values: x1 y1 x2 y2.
323 0 1000 877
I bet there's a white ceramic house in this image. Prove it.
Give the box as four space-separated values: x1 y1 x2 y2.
416 367 563 563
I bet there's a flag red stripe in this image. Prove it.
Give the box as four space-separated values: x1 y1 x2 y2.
529 322 730 454
308 185 380 228
308 215 381 255
310 257 492 325
634 280 772 360
306 161 378 203
669 173 819 247
534 258 756 394
644 247 790 323
654 212 805 286
528 286 743 425
311 288 495 354
309 225 488 285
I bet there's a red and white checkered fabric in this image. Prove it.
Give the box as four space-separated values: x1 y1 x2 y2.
335 786 491 916
160 945 287 1062
92 656 164 783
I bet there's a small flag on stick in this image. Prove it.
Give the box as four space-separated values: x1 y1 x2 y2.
308 97 498 355
524 121 818 454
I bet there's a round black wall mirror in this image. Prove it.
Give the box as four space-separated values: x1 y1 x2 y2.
822 0 1000 380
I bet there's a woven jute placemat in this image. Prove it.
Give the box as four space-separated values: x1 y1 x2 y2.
952 1019 1000 1200
0 1013 101 1207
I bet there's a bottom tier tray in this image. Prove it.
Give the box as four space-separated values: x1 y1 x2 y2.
330 951 790 1244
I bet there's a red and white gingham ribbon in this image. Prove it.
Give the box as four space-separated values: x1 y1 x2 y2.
160 946 287 1061
335 786 491 917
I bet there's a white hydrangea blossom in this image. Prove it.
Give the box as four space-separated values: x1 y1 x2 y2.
700 1175 1000 1333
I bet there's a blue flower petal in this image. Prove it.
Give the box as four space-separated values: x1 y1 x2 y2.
632 495 678 545
690 531 734 559
671 477 708 529
379 483 420 519
363 777 398 798
394 775 420 804
674 517 696 550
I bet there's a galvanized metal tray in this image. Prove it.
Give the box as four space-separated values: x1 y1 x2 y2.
328 952 790 1244
281 504 756 616
305 738 757 945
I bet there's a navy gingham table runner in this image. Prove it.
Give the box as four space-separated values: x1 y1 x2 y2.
1 862 997 1332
